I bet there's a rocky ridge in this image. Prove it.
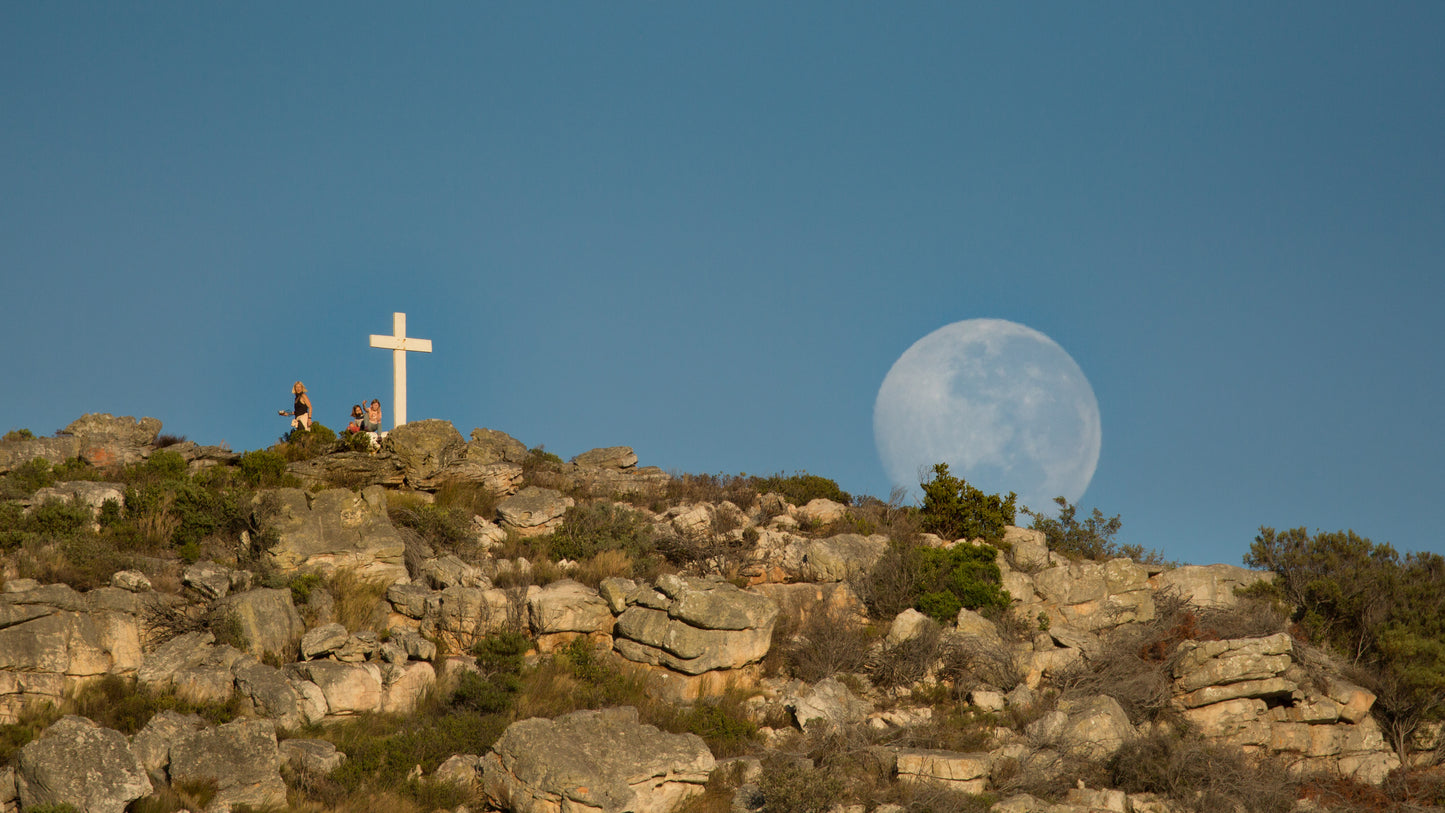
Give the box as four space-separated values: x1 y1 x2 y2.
0 414 1439 813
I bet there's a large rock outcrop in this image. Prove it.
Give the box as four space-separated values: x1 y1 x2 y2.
1171 633 1398 784
15 715 152 813
257 486 407 583
0 413 161 473
612 575 779 699
479 707 715 813
168 718 288 811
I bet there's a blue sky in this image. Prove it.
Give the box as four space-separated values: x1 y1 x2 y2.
3 3 1442 566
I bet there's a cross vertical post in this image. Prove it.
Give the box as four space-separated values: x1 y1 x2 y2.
368 312 432 428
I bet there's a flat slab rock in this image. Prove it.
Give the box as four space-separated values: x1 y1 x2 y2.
480 706 715 813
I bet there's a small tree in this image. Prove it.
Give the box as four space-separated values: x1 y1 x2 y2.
1245 527 1445 762
1022 496 1160 562
918 463 1015 544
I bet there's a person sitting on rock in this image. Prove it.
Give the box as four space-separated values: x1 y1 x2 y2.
362 398 385 450
363 399 383 433
346 404 366 433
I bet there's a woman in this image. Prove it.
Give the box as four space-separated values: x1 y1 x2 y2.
279 381 313 430
346 404 365 433
363 399 383 433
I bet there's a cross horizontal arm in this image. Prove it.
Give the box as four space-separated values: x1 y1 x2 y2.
369 335 433 353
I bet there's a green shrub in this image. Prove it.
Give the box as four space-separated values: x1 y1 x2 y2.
0 497 98 553
389 499 476 553
18 532 136 591
139 449 189 482
325 710 507 796
909 542 1010 622
124 477 247 558
52 457 102 482
548 501 656 562
758 758 844 813
918 464 1015 544
1 456 56 498
473 631 532 678
69 674 242 734
673 698 759 758
336 430 375 454
1245 526 1445 760
23 498 93 538
273 423 337 462
237 450 291 488
752 472 851 507
434 480 499 518
2 428 35 441
283 571 325 605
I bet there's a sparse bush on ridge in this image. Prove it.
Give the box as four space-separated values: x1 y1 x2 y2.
777 605 875 683
1108 730 1298 813
1023 495 1163 564
751 472 851 507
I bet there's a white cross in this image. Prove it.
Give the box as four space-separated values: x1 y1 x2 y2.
368 312 432 428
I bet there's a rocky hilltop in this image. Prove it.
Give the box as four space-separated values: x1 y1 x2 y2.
0 414 1440 813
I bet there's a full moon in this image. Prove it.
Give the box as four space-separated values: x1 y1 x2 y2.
873 319 1101 514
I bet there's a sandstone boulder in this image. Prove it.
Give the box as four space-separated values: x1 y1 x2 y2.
613 578 779 677
1027 695 1133 760
28 480 124 519
301 623 350 659
1002 526 1050 571
0 609 115 676
529 580 614 637
16 715 151 813
1151 564 1272 608
183 560 234 600
480 706 715 813
170 719 286 811
795 498 848 526
382 419 467 486
214 588 305 662
796 533 889 582
497 486 574 537
130 709 207 782
281 738 347 775
287 451 405 489
894 748 990 794
64 413 162 467
289 660 383 715
233 659 309 728
258 486 407 583
468 428 529 464
787 677 871 731
0 432 80 474
572 446 639 469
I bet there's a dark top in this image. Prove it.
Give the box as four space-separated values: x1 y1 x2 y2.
294 395 309 417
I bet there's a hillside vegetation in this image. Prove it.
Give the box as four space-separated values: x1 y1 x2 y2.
0 415 1442 813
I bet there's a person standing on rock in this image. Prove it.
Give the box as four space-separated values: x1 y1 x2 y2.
278 381 313 430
